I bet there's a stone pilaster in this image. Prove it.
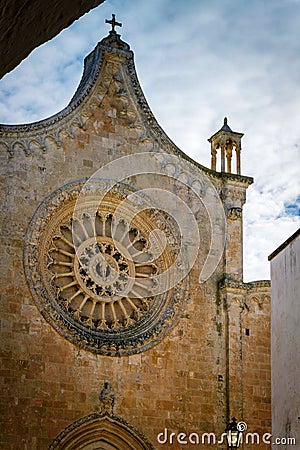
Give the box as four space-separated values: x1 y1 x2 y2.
220 278 271 449
222 180 247 281
220 279 246 423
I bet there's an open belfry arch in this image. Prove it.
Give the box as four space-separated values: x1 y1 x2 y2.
0 15 271 450
208 117 243 174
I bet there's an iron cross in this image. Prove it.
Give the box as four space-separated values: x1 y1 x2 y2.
105 14 122 33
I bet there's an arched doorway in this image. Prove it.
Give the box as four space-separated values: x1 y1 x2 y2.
49 413 156 450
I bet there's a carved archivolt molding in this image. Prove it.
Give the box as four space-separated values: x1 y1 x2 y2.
24 179 186 356
48 412 155 450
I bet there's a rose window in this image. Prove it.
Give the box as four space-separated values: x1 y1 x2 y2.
24 181 187 355
50 213 158 330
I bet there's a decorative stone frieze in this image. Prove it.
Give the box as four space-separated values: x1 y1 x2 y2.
219 276 270 311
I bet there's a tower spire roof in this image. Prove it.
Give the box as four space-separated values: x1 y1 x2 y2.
220 117 233 132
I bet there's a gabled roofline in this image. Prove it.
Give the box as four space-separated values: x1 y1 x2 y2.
268 227 300 261
0 32 253 185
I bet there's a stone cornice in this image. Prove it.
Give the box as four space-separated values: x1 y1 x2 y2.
219 276 270 291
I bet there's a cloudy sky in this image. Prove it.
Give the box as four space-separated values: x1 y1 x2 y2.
1 0 299 281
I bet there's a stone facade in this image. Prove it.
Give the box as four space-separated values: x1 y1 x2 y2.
0 27 271 449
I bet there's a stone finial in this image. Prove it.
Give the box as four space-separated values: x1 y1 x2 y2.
221 117 232 132
99 380 115 414
101 15 130 51
105 14 122 34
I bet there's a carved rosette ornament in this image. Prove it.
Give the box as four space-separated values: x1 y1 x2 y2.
24 180 186 356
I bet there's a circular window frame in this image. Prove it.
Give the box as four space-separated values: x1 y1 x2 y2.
24 179 188 356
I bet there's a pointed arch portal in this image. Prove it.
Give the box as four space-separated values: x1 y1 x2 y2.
49 413 155 450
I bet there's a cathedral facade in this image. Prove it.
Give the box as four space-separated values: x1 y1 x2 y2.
0 22 271 450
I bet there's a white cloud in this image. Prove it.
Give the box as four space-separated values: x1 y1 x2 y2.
0 0 299 281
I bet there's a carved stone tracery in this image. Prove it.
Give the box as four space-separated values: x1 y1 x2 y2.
49 212 159 331
24 179 187 356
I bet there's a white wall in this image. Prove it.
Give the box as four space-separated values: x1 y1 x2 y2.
270 230 300 448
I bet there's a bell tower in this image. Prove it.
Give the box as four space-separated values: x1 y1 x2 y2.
208 117 243 174
208 118 251 281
